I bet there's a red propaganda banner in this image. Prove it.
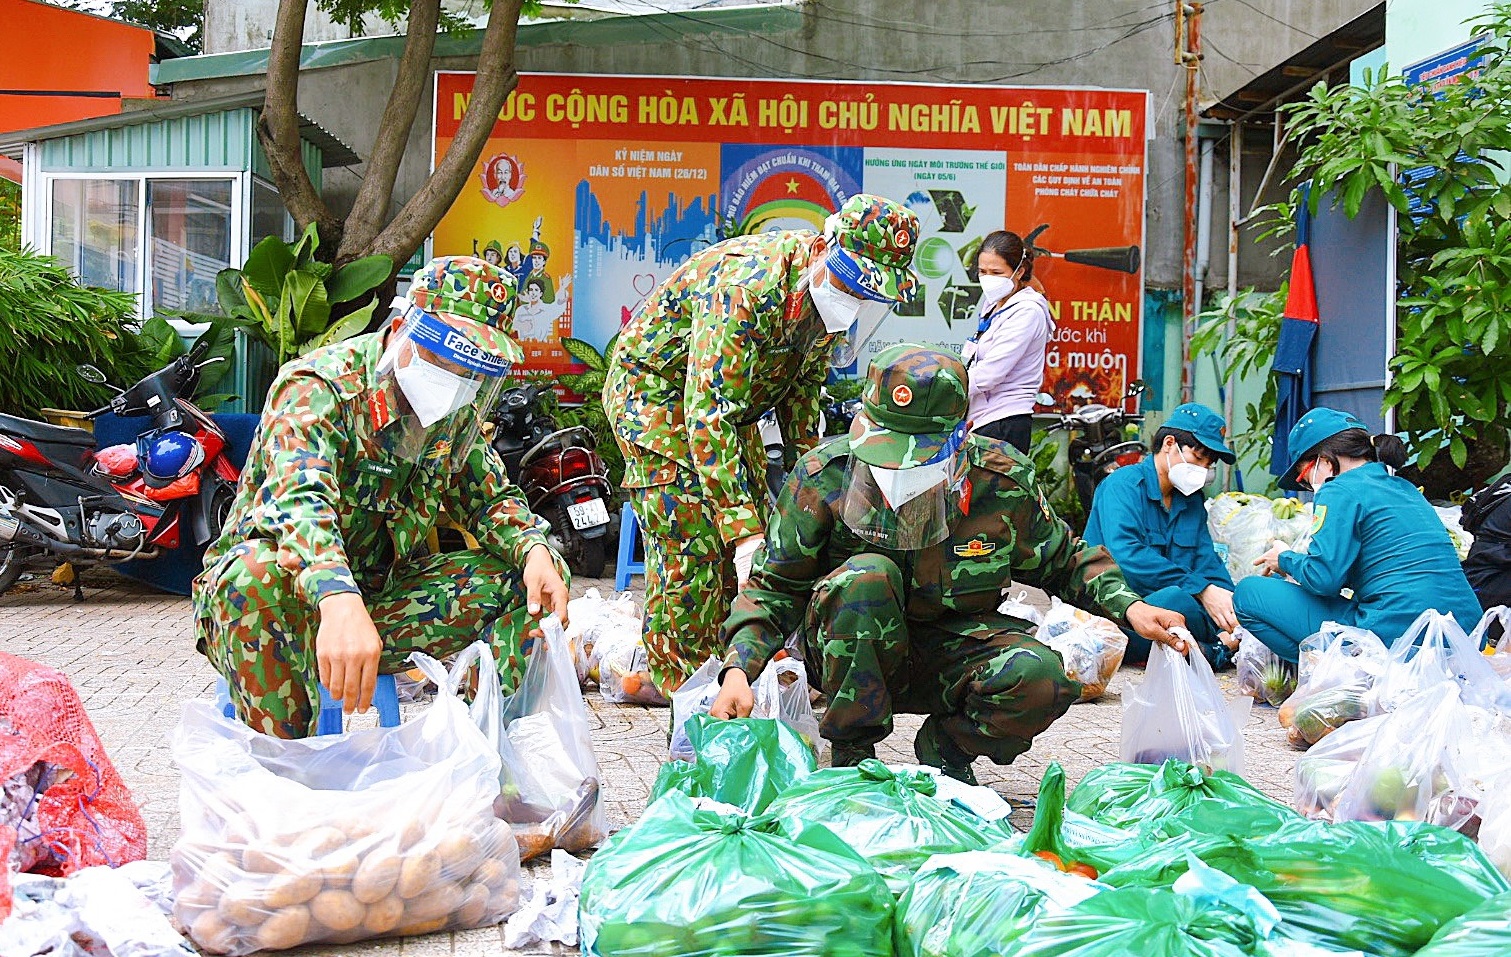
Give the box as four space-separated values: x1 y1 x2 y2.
433 72 1148 407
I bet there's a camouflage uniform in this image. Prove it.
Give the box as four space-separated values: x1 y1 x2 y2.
721 347 1143 766
193 258 565 739
604 195 920 694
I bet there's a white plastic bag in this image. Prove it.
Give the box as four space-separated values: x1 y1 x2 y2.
1292 713 1387 821
1375 609 1511 714
1233 627 1295 706
997 589 1044 626
1206 492 1313 582
168 689 522 955
668 657 723 762
1121 639 1247 774
596 622 669 706
752 655 826 759
1469 605 1511 681
412 625 606 862
1035 598 1128 702
563 588 639 688
502 849 586 949
1278 624 1389 748
1434 504 1475 561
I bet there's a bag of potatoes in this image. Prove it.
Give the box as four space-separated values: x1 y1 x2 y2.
168 680 522 955
412 623 606 862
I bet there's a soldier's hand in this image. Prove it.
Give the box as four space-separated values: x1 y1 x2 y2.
316 592 383 715
1126 600 1188 654
710 668 755 719
524 543 570 637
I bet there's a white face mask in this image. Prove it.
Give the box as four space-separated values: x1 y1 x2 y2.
809 263 865 334
1166 445 1212 497
870 458 954 508
394 354 481 428
977 274 1017 312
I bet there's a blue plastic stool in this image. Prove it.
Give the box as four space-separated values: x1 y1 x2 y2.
615 500 646 591
215 675 400 734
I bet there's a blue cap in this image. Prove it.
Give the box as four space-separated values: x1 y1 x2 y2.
1163 403 1235 464
1278 407 1367 491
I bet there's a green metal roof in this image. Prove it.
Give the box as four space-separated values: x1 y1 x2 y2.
151 3 806 86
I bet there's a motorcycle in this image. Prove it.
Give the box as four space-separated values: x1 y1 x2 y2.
490 382 614 578
757 387 863 501
1041 383 1147 513
0 337 240 598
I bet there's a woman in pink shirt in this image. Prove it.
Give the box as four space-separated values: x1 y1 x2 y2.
960 231 1055 452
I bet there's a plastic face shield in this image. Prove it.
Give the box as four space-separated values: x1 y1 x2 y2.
841 426 968 551
822 248 897 369
376 304 511 472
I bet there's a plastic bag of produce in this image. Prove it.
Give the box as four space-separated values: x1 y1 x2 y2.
1036 598 1128 702
751 655 825 758
1121 643 1247 773
1278 624 1388 748
168 694 522 955
1233 628 1296 706
563 588 639 688
1414 889 1511 955
578 791 895 957
895 851 1104 957
1432 504 1474 562
1097 817 1508 957
1292 714 1386 821
1207 493 1278 583
1067 759 1289 833
596 625 669 706
1009 886 1264 957
1018 763 1142 876
651 715 815 814
1469 605 1511 680
766 759 1001 893
997 589 1044 626
667 658 722 762
411 628 605 862
1375 610 1511 714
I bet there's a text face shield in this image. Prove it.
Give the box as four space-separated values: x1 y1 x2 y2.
377 305 511 472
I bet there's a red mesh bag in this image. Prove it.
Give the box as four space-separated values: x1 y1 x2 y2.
0 652 147 919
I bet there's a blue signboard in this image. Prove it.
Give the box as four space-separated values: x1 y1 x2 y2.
1402 36 1487 219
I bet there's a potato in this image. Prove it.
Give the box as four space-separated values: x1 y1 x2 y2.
320 847 362 885
183 849 240 889
240 844 287 873
188 908 239 954
362 895 405 936
218 883 270 927
341 819 377 843
396 850 442 899
175 879 220 912
292 825 348 860
265 868 323 908
402 883 463 923
436 831 483 881
398 816 427 852
471 857 512 892
395 915 449 937
457 883 490 927
352 851 402 904
254 904 312 951
221 814 260 847
309 888 365 933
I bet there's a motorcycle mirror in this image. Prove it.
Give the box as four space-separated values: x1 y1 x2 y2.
77 364 107 384
1126 380 1147 397
1035 392 1055 407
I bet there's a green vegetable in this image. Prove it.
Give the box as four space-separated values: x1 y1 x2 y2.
1290 683 1373 746
649 715 815 814
579 791 894 957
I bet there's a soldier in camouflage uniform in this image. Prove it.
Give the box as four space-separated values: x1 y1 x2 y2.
193 256 570 739
603 194 922 695
709 344 1190 784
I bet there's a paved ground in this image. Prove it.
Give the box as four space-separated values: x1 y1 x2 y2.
1 571 1298 955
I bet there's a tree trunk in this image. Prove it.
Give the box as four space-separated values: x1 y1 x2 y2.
334 0 442 264
256 0 341 250
364 0 526 272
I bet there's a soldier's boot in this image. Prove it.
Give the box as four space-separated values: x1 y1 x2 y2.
914 716 978 786
831 741 877 768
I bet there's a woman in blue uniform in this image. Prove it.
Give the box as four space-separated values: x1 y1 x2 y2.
1234 408 1482 660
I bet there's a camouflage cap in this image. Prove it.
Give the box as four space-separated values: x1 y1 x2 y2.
824 193 922 304
848 343 969 469
407 255 524 364
529 238 551 259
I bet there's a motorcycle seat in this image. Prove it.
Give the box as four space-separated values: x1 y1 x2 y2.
0 413 95 448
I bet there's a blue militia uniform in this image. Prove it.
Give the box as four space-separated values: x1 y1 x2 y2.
1084 456 1235 666
1234 461 1482 660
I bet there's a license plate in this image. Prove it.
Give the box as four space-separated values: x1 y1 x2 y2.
566 498 610 530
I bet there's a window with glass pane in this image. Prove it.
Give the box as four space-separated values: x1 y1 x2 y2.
50 179 139 292
148 179 233 316
251 178 290 246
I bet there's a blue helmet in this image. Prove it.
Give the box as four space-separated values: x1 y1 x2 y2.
139 430 204 488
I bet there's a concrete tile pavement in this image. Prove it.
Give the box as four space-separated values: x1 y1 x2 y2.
0 572 1299 956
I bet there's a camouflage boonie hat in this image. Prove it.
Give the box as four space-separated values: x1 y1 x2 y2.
824 194 922 305
407 255 524 364
849 343 969 469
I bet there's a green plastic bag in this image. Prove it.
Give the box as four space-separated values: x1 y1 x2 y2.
1138 800 1301 845
1067 759 1291 831
1415 890 1511 955
649 715 815 814
1097 818 1508 957
766 759 1000 893
894 851 1104 957
579 791 894 957
1008 887 1262 957
1018 763 1143 876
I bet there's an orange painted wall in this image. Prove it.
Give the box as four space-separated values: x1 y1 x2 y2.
0 0 158 143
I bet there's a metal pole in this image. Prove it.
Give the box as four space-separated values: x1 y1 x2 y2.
1225 120 1242 489
1179 1 1203 405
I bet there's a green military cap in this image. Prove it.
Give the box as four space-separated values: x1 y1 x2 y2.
848 343 969 469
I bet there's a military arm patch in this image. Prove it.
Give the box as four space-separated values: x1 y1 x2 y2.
1310 505 1327 536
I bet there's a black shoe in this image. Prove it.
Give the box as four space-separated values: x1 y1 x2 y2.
831 742 877 768
914 717 978 786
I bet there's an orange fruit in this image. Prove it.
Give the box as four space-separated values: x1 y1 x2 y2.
1033 851 1065 870
1068 862 1099 879
621 674 642 696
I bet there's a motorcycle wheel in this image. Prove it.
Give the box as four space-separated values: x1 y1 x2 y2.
209 482 236 542
0 545 38 596
544 504 608 579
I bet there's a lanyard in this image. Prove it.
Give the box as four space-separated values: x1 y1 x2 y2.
969 296 1012 344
